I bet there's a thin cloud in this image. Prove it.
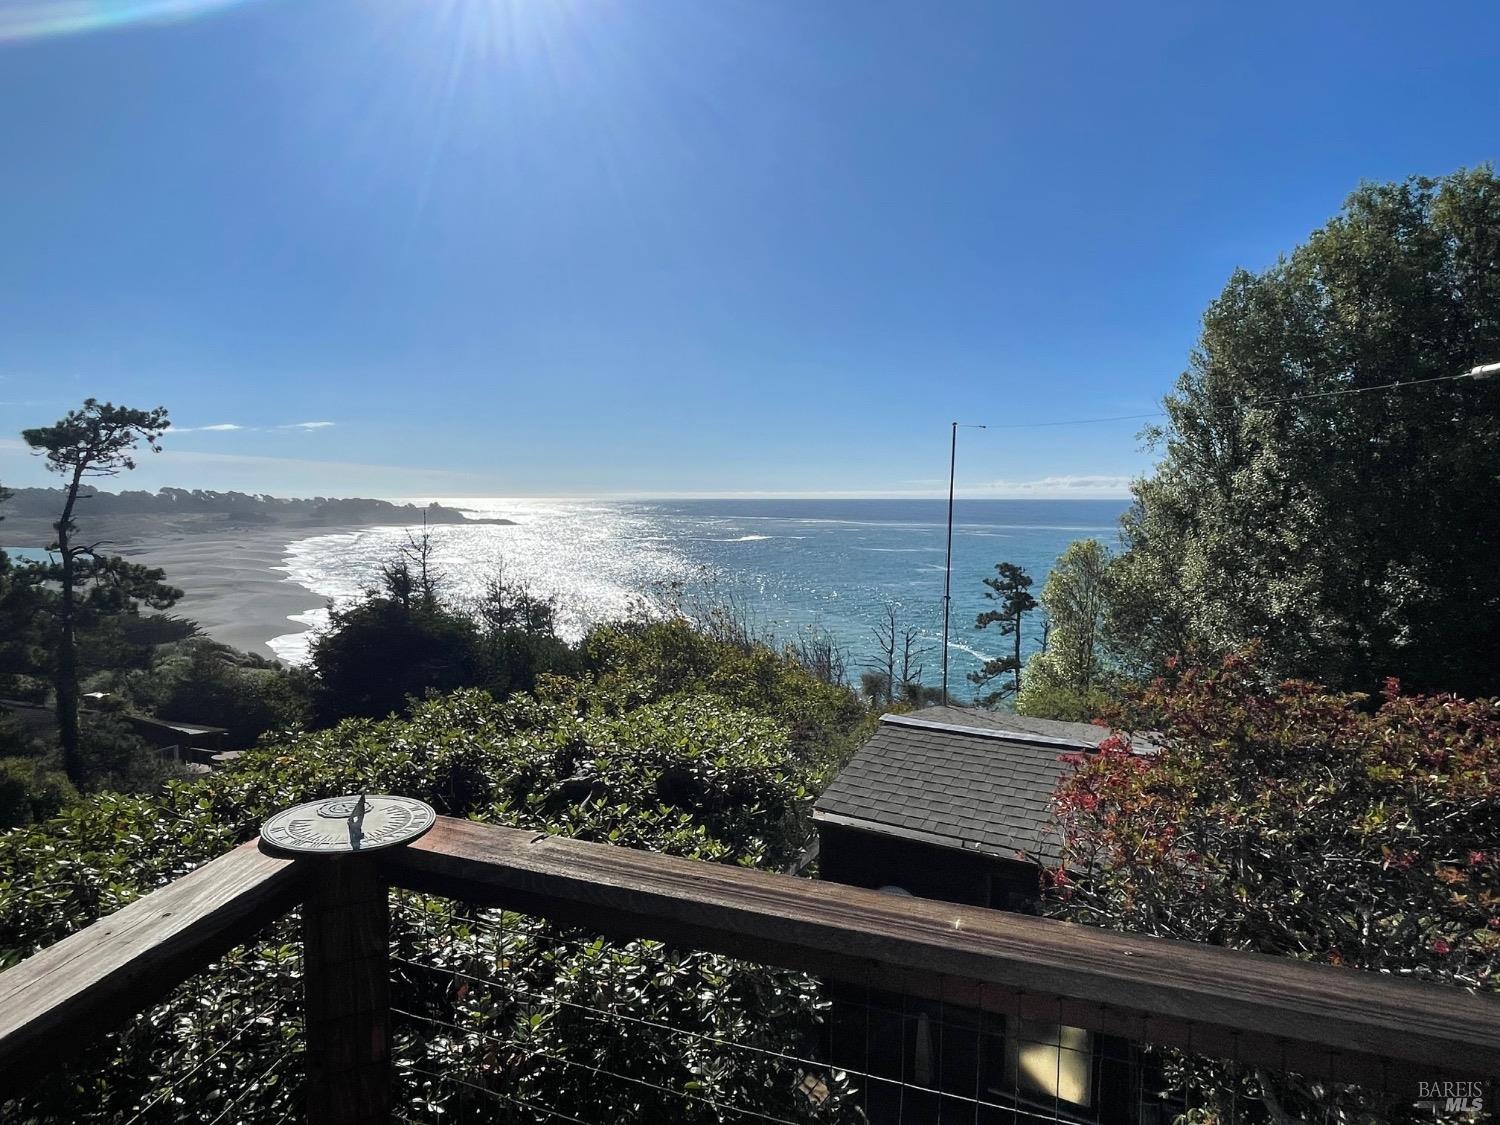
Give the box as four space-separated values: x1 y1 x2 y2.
972 475 1134 497
0 437 483 493
165 421 337 433
585 475 1137 500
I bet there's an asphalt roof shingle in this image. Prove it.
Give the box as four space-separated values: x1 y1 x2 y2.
813 712 1092 866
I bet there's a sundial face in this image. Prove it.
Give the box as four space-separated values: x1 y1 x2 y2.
260 794 436 855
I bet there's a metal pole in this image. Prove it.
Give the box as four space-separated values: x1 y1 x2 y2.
941 423 986 707
942 422 957 705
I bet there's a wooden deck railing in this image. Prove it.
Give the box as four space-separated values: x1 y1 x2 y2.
0 840 302 1082
2 815 1497 1121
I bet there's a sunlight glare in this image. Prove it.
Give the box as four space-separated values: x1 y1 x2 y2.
0 0 262 44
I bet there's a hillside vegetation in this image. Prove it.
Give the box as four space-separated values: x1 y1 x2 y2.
0 619 870 1123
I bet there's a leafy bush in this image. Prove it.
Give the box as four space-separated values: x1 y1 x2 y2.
0 681 824 960
308 571 585 724
1014 681 1113 722
1051 655 1500 1120
75 714 172 794
582 617 870 778
0 714 41 758
0 636 866 1124
478 627 582 699
0 758 76 829
126 640 312 749
309 599 485 723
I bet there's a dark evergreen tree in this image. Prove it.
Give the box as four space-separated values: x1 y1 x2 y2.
968 562 1036 705
310 598 484 723
19 403 177 781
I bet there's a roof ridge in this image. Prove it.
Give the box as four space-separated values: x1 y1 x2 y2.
878 712 1100 751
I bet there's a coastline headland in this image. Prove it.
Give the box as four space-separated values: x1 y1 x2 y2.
1 487 514 659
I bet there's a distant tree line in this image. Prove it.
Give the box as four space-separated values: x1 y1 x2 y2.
1 485 488 526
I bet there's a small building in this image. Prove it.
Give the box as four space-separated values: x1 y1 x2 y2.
814 707 1114 910
815 708 1168 1124
2 700 238 772
126 715 229 766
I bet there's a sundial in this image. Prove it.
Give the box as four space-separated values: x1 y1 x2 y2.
260 794 436 855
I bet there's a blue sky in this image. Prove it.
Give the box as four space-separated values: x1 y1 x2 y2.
0 0 1495 499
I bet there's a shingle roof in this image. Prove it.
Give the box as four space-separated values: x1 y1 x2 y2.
813 711 1090 866
906 705 1113 746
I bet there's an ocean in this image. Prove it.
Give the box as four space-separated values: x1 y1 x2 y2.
270 498 1127 698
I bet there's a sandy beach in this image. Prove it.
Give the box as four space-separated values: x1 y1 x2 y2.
3 493 511 662
117 528 335 659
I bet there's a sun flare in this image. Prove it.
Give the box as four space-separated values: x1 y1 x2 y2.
0 0 264 44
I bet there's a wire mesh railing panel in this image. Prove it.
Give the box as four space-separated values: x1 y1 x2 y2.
388 892 1193 1125
0 880 1465 1125
390 891 858 1124
386 891 1456 1125
0 913 305 1125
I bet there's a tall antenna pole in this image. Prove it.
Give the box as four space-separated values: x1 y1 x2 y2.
942 423 957 705
940 422 985 706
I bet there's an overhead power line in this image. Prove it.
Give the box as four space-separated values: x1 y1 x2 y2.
1251 368 1486 408
987 411 1165 430
980 366 1494 431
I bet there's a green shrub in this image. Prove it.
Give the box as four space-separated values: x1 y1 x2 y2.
582 617 870 777
0 714 41 758
1014 680 1114 722
127 639 312 749
310 599 485 723
0 758 76 829
75 714 171 794
0 618 871 1123
479 626 583 699
0 679 826 958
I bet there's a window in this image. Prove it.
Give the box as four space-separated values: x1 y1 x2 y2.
1003 1018 1094 1108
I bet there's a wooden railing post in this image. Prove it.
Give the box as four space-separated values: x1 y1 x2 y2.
263 792 434 1124
301 855 391 1125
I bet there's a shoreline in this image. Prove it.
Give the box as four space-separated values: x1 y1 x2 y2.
116 526 348 660
2 506 510 662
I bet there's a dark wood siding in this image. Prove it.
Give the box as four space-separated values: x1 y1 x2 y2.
818 822 1042 910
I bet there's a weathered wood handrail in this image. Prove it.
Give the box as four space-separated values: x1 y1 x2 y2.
2 813 1497 1117
381 817 1500 1083
0 840 301 1089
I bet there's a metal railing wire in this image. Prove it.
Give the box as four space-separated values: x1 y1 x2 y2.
0 914 304 1125
384 891 1275 1125
1 822 1483 1125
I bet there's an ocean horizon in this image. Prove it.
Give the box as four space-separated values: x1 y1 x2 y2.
271 497 1128 698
